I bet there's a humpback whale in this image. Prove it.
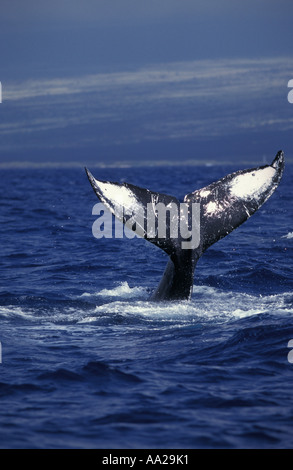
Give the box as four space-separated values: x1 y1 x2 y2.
85 150 284 301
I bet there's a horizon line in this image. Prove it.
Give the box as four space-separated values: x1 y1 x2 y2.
0 157 292 169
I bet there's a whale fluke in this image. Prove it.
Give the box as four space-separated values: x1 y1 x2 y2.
85 151 284 301
85 167 182 256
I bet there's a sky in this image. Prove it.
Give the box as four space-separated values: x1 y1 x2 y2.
0 0 292 166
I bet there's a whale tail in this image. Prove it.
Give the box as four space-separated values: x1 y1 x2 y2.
85 150 284 300
85 167 184 256
186 150 285 253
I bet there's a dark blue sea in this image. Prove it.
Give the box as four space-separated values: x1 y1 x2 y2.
0 162 293 449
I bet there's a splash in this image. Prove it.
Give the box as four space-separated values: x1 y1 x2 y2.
282 232 293 239
82 283 293 325
81 281 147 299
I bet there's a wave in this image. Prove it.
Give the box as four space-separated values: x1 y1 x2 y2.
80 281 147 299
282 232 293 239
1 283 292 328
81 283 293 325
37 361 142 386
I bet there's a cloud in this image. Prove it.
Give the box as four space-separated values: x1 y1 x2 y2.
5 56 291 99
1 0 292 89
1 56 293 161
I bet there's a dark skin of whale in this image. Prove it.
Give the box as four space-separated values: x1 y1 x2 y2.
86 151 284 301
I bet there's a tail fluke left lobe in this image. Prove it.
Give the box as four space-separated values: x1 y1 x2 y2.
85 150 284 301
85 168 181 256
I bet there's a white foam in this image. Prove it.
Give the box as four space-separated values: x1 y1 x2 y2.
85 283 293 324
92 299 198 324
4 284 291 328
81 281 147 299
0 306 37 321
231 308 266 318
282 232 293 239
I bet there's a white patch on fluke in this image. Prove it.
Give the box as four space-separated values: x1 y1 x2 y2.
199 189 211 198
92 177 146 238
205 201 218 215
204 198 230 217
96 180 138 210
229 167 275 200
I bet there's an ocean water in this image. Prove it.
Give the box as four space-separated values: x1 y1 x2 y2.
0 162 292 449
